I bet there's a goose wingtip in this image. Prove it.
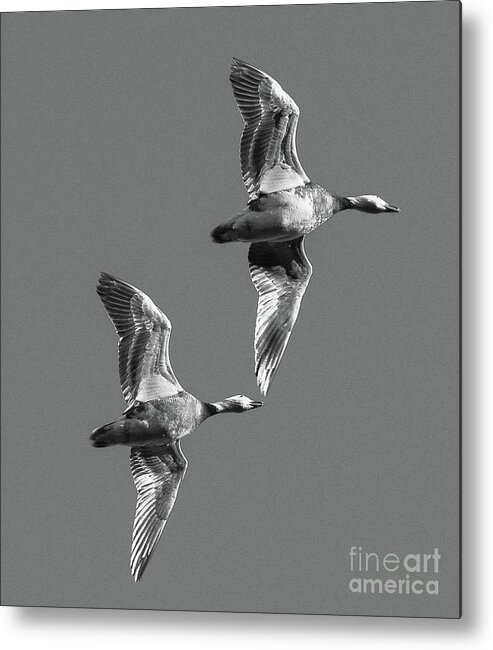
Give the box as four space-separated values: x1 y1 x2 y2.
131 558 145 583
256 373 270 397
97 271 118 287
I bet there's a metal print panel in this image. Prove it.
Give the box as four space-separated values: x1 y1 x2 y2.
1 1 461 617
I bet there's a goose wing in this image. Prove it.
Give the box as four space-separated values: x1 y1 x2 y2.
230 58 310 201
248 236 313 395
97 272 183 405
130 441 188 582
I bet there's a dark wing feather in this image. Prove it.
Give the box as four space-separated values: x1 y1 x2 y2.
248 237 313 395
97 272 183 405
230 58 310 200
130 442 188 582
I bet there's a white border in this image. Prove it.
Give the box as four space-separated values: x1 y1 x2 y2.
2 0 492 648
0 0 423 11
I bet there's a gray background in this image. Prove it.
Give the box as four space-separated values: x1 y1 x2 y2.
1 2 460 617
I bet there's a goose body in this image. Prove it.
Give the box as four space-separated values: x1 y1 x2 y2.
211 59 400 395
91 393 211 448
91 272 262 582
213 183 340 243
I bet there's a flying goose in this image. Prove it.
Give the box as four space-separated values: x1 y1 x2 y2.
211 58 400 395
90 272 262 582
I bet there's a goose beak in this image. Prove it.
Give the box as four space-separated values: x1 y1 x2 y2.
251 401 264 409
385 204 400 213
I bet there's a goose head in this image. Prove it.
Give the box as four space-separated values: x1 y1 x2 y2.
346 195 400 214
211 394 264 413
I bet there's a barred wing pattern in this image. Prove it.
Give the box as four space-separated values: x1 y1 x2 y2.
97 272 183 405
130 442 188 582
230 58 310 200
248 237 313 395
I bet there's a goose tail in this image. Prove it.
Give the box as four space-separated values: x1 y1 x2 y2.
90 420 125 447
210 222 238 243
